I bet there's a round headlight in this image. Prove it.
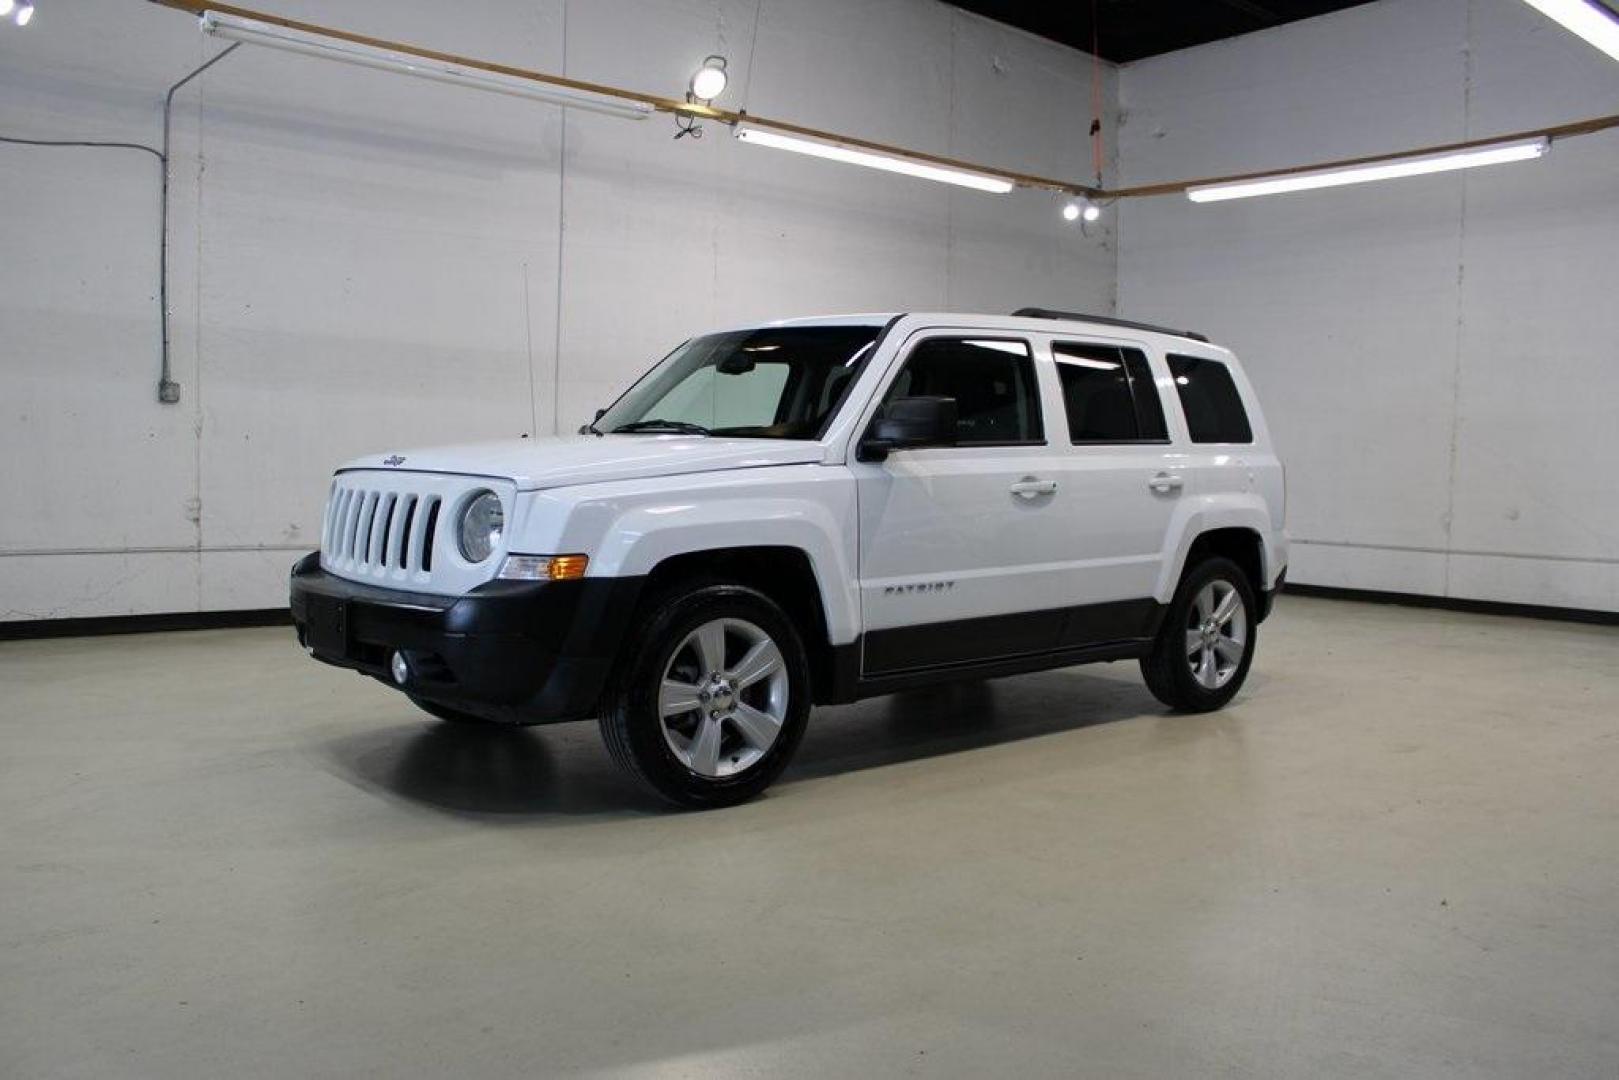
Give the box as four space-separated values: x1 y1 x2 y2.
457 490 504 563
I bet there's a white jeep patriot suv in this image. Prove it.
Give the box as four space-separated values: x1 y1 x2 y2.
291 309 1287 807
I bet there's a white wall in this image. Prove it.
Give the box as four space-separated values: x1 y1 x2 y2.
12 0 1613 623
1117 0 1619 613
0 0 1117 621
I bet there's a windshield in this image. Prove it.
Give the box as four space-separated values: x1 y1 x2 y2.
596 325 883 439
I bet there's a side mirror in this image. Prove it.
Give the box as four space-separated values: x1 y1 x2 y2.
858 396 958 462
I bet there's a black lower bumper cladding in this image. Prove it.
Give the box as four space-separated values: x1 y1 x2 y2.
288 553 643 724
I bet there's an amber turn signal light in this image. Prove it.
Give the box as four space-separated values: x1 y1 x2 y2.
497 554 589 581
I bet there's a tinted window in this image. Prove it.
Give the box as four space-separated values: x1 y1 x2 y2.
884 337 1042 445
1124 351 1169 440
1054 343 1168 443
1168 354 1252 444
597 325 881 439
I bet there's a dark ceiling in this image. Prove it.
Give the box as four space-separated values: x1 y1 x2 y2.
941 0 1376 63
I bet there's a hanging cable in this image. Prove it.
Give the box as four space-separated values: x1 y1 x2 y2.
0 134 163 159
157 43 241 403
740 0 764 114
1090 0 1103 186
3 43 245 406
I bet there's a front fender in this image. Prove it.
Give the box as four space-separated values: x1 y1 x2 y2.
512 466 861 645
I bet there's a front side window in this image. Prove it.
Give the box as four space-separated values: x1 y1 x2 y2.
597 325 881 439
1054 342 1169 444
1168 354 1253 444
882 337 1042 445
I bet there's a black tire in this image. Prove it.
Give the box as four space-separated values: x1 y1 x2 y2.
409 695 491 725
598 582 811 809
1140 555 1258 713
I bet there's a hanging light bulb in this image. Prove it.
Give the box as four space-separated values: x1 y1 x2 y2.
15 1 35 25
689 56 728 101
1062 199 1102 223
0 0 15 18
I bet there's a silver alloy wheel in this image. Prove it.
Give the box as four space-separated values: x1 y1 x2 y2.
658 617 789 779
1185 579 1248 690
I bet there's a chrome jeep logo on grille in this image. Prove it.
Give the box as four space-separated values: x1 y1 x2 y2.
382 454 406 467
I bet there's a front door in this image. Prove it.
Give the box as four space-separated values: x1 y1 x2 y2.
851 333 1071 675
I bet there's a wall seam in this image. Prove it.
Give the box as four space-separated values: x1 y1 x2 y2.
1109 66 1120 314
192 55 207 613
1439 0 1476 600
523 260 537 436
1291 538 1619 568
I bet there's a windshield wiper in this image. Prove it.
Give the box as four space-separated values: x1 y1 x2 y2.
612 419 712 436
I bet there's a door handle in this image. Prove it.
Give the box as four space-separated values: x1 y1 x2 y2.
1148 472 1185 494
1010 477 1058 498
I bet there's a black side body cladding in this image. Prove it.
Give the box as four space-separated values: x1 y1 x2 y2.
863 598 1164 674
820 598 1170 706
1256 568 1285 622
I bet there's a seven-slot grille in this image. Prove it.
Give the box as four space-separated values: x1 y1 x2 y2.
322 482 442 579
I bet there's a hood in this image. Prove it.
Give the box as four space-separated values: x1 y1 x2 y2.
340 434 826 491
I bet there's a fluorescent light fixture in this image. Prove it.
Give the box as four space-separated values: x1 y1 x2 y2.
733 124 1014 194
199 11 653 121
1520 0 1619 64
1186 137 1550 202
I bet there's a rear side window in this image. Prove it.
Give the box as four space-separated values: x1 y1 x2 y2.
1168 354 1252 444
885 337 1043 445
1054 343 1169 444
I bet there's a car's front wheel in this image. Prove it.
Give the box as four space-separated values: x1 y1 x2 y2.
599 582 811 809
1140 555 1257 712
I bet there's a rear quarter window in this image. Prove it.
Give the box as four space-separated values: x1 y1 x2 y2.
1168 354 1252 444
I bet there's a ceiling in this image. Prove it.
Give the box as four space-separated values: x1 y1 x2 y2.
941 0 1377 63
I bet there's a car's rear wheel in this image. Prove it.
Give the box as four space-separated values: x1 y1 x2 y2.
599 583 810 809
1140 555 1257 712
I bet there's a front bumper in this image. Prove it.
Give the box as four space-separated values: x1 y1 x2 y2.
288 552 643 723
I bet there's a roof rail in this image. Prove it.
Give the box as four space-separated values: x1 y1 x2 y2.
1010 307 1210 343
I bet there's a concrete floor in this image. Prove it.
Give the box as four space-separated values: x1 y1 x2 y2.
2 596 1616 1078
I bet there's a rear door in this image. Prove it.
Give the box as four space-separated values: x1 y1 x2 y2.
1039 337 1185 614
